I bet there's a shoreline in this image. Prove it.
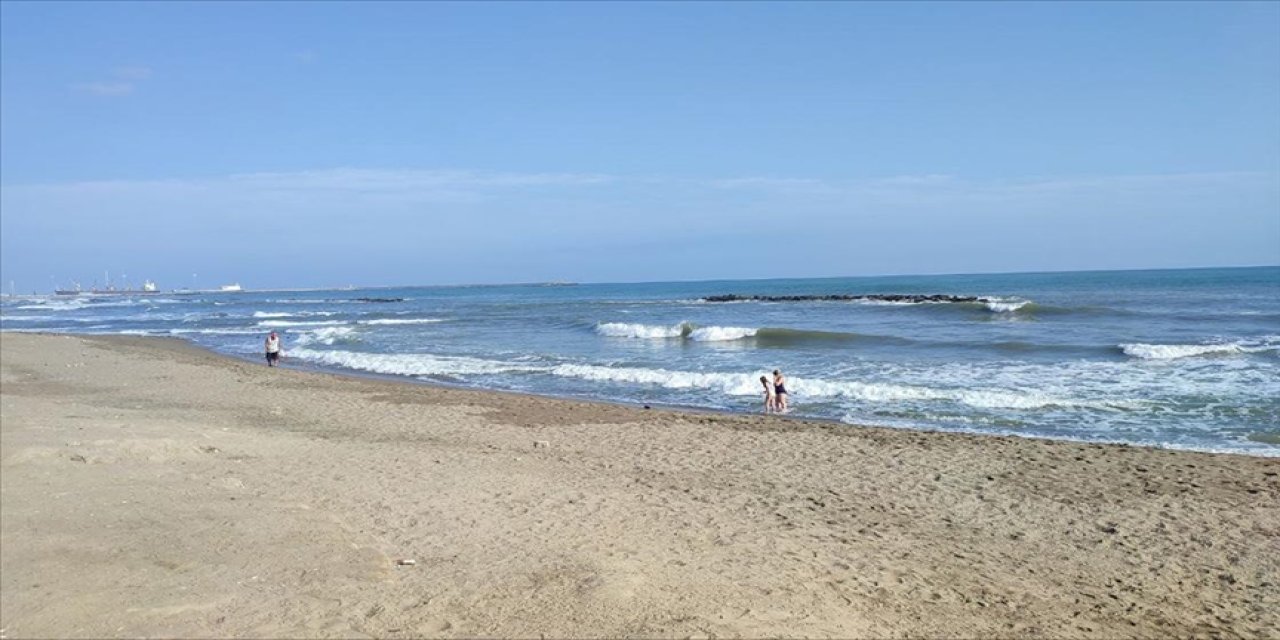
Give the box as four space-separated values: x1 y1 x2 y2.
17 329 1275 458
173 348 1280 459
2 332 1277 637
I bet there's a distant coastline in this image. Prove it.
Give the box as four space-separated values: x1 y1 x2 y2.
12 264 1275 298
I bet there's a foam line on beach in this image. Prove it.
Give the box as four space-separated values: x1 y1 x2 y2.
286 347 1126 412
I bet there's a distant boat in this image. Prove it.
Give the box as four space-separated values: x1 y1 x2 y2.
219 283 244 292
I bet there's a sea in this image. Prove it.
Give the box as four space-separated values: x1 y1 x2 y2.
3 266 1277 457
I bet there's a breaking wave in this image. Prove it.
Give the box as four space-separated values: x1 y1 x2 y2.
288 348 544 376
293 326 361 346
595 323 905 345
0 315 59 322
984 298 1033 313
357 318 445 326
549 364 1102 410
1120 338 1279 360
17 299 89 311
688 326 757 341
168 328 264 336
252 311 337 318
256 319 349 327
593 322 757 341
595 322 689 338
285 348 1113 413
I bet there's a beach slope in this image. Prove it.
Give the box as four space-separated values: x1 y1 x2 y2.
1 333 1276 638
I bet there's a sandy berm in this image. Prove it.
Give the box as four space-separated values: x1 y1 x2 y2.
1 333 1276 638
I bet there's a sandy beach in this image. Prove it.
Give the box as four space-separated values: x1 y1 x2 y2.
1 332 1276 638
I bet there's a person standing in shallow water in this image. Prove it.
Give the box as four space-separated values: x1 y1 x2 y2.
773 369 789 412
760 375 776 413
265 331 282 367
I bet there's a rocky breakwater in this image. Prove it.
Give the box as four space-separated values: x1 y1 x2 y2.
702 293 990 303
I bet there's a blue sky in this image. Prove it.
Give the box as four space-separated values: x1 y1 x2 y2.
2 1 1277 291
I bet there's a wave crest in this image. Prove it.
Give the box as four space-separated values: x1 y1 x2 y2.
984 298 1032 313
289 348 543 376
595 322 761 341
549 363 1095 410
294 326 360 346
688 326 757 341
257 319 348 327
252 310 338 318
357 318 445 326
595 322 690 338
1120 338 1278 360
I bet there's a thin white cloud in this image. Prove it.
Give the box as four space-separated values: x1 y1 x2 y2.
293 50 317 63
9 169 1270 204
112 66 152 80
708 177 832 192
698 171 1274 204
71 65 153 97
225 168 615 192
72 81 135 97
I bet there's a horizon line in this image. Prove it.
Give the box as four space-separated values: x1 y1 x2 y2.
7 263 1276 297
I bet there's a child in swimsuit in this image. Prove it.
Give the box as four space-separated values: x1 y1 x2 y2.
773 369 788 411
760 375 776 413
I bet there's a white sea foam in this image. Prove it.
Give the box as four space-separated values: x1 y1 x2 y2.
850 296 1034 312
116 329 163 336
92 298 181 308
168 328 263 336
595 322 688 338
839 414 1280 458
688 326 758 341
0 315 57 322
17 297 184 311
268 298 370 305
550 363 760 394
594 322 758 341
357 318 445 325
256 319 348 327
797 377 1084 409
252 311 338 318
294 326 360 346
288 348 543 376
548 363 1090 410
984 298 1032 313
851 299 935 307
1121 338 1278 360
18 300 88 311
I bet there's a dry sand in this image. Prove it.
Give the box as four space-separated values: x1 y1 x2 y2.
1 332 1276 638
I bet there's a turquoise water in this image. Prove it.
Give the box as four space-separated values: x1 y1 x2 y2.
3 266 1277 455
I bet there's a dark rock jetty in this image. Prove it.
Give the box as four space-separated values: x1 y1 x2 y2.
702 293 989 303
354 297 405 303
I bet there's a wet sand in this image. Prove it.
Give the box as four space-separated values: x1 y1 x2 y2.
1 332 1276 638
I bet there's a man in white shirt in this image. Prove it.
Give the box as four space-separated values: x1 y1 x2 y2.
265 331 283 367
